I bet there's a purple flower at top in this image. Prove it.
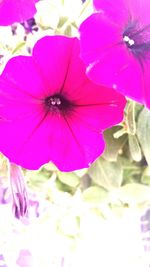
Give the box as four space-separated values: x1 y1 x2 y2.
0 36 126 171
21 18 38 34
0 0 38 26
79 0 150 108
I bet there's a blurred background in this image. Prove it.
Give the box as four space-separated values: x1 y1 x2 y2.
1 0 150 266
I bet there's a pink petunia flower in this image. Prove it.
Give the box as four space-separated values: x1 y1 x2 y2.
0 36 126 171
79 0 150 108
0 0 38 26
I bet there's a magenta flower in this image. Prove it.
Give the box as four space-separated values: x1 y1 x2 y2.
0 36 126 171
79 0 150 108
0 0 38 26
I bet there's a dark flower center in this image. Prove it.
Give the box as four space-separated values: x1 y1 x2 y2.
44 93 72 113
123 19 150 62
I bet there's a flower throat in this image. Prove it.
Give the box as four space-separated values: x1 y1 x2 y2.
122 20 150 61
44 93 72 112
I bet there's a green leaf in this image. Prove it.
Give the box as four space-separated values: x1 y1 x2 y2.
26 169 50 188
141 167 150 185
57 172 80 188
64 24 72 36
103 126 127 161
12 42 26 54
113 128 127 138
118 156 143 184
125 101 136 135
82 186 108 204
43 162 58 171
128 134 142 162
89 158 123 191
137 107 150 165
118 183 150 204
57 16 69 28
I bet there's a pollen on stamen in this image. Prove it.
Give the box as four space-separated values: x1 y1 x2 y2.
122 20 150 62
123 35 135 47
44 93 73 113
50 97 61 106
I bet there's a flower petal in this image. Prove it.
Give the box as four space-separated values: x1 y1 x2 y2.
51 113 105 171
0 0 38 26
9 162 28 219
16 250 34 267
0 56 46 100
87 45 143 104
0 59 51 168
33 36 76 97
142 61 150 108
93 0 129 25
0 109 50 169
0 109 104 171
127 0 150 25
79 13 121 65
60 37 126 129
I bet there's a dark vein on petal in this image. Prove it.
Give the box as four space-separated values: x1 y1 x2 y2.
62 112 85 158
32 58 52 97
18 110 49 154
59 43 73 94
10 109 43 122
0 77 41 100
131 24 150 38
70 108 101 133
74 101 119 107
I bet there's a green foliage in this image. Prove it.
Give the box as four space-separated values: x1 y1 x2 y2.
57 171 80 188
125 101 136 135
137 107 150 165
141 167 150 185
103 126 127 162
128 134 142 162
82 186 108 204
12 42 26 54
118 183 150 205
88 158 123 191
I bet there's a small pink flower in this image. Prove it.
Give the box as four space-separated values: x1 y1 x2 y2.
16 250 34 267
0 36 126 171
0 0 38 26
141 209 150 252
79 0 150 108
9 162 28 219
